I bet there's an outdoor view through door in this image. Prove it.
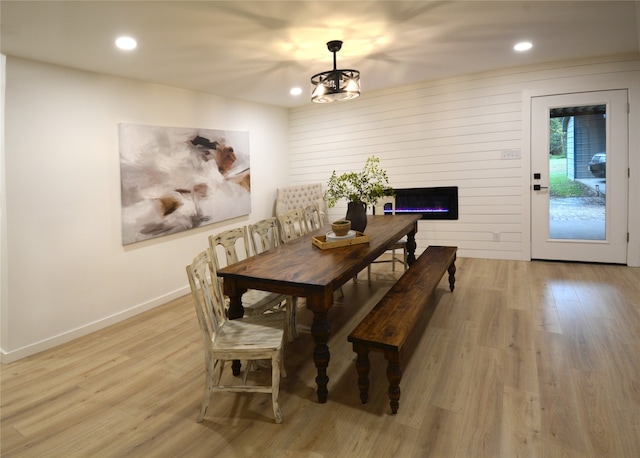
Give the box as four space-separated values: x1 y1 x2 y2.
547 104 606 240
531 90 628 264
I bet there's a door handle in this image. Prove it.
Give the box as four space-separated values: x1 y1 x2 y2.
533 184 549 191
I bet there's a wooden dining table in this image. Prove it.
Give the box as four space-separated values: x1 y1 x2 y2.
217 213 421 403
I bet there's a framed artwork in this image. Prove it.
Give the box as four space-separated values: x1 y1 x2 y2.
119 123 251 245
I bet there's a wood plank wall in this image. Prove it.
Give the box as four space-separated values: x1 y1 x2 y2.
288 55 640 260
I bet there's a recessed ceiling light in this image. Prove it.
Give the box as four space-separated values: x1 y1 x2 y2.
290 87 303 96
514 41 533 52
116 36 137 51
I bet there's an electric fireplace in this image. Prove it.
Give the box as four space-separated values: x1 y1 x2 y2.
375 186 459 220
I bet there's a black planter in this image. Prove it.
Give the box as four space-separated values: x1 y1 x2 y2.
345 201 367 233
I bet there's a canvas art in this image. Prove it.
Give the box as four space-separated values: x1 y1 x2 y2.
119 123 251 244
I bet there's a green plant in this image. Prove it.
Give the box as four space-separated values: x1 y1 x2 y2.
549 117 566 156
324 156 393 207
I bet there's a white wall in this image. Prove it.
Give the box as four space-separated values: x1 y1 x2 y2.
3 54 639 362
289 54 640 263
1 57 290 362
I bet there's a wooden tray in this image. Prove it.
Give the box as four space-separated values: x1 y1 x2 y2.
312 231 370 250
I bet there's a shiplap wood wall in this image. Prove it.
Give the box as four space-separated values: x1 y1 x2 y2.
289 55 640 260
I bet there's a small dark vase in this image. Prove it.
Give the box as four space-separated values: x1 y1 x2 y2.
345 201 367 233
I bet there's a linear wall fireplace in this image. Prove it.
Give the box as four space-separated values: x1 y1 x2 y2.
376 186 459 220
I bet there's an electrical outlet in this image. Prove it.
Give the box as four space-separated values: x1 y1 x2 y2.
501 150 521 160
492 232 500 242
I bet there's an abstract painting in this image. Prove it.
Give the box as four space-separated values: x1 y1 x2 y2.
119 123 251 244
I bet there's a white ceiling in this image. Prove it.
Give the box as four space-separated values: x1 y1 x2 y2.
2 1 639 108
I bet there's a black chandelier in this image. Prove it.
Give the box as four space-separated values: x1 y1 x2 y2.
310 40 361 103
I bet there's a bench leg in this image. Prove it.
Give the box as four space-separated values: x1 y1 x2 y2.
384 350 402 415
353 344 371 405
448 254 456 292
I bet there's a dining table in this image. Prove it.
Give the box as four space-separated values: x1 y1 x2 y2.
217 213 421 403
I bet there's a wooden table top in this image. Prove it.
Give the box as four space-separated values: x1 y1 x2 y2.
217 214 420 296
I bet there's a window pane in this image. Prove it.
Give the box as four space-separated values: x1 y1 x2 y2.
548 106 606 240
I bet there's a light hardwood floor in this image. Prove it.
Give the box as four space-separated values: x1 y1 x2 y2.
1 258 639 457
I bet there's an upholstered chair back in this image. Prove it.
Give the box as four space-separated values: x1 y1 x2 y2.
275 183 328 225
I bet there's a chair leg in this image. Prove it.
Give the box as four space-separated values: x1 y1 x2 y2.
242 360 257 385
280 343 287 379
198 380 212 422
271 351 283 423
403 247 408 271
391 248 397 272
198 357 218 422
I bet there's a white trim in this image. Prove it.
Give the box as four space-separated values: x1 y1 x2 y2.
521 90 532 261
1 54 7 358
0 286 190 363
522 75 640 266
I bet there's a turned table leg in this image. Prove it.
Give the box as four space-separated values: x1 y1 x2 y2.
311 310 331 403
406 224 418 265
226 288 246 376
448 254 456 292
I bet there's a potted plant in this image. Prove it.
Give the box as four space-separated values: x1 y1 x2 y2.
324 156 393 232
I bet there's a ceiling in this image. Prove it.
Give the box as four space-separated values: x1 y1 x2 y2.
2 1 639 108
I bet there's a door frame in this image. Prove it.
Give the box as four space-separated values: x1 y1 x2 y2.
530 90 628 263
521 77 640 266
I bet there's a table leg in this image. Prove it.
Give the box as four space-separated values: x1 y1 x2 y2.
227 294 245 320
311 310 330 403
406 224 418 265
448 254 457 292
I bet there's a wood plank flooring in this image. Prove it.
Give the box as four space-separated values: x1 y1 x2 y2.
2 258 639 457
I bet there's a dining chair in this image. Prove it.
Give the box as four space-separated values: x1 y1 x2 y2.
247 218 298 340
247 217 282 254
367 196 408 283
275 183 329 224
186 250 286 424
209 228 296 341
277 209 306 241
301 202 323 233
298 204 349 296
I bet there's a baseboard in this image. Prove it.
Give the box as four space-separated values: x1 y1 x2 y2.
0 286 190 364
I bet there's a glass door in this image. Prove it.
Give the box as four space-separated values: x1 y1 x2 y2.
531 90 628 263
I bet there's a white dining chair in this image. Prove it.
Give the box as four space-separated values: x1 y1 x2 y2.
247 217 281 254
209 227 296 341
301 202 323 233
247 218 298 340
368 196 408 283
187 250 286 423
277 209 306 241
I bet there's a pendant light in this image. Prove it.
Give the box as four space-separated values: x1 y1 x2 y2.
310 40 360 103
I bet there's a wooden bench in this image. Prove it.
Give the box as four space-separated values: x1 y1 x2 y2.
347 245 457 414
